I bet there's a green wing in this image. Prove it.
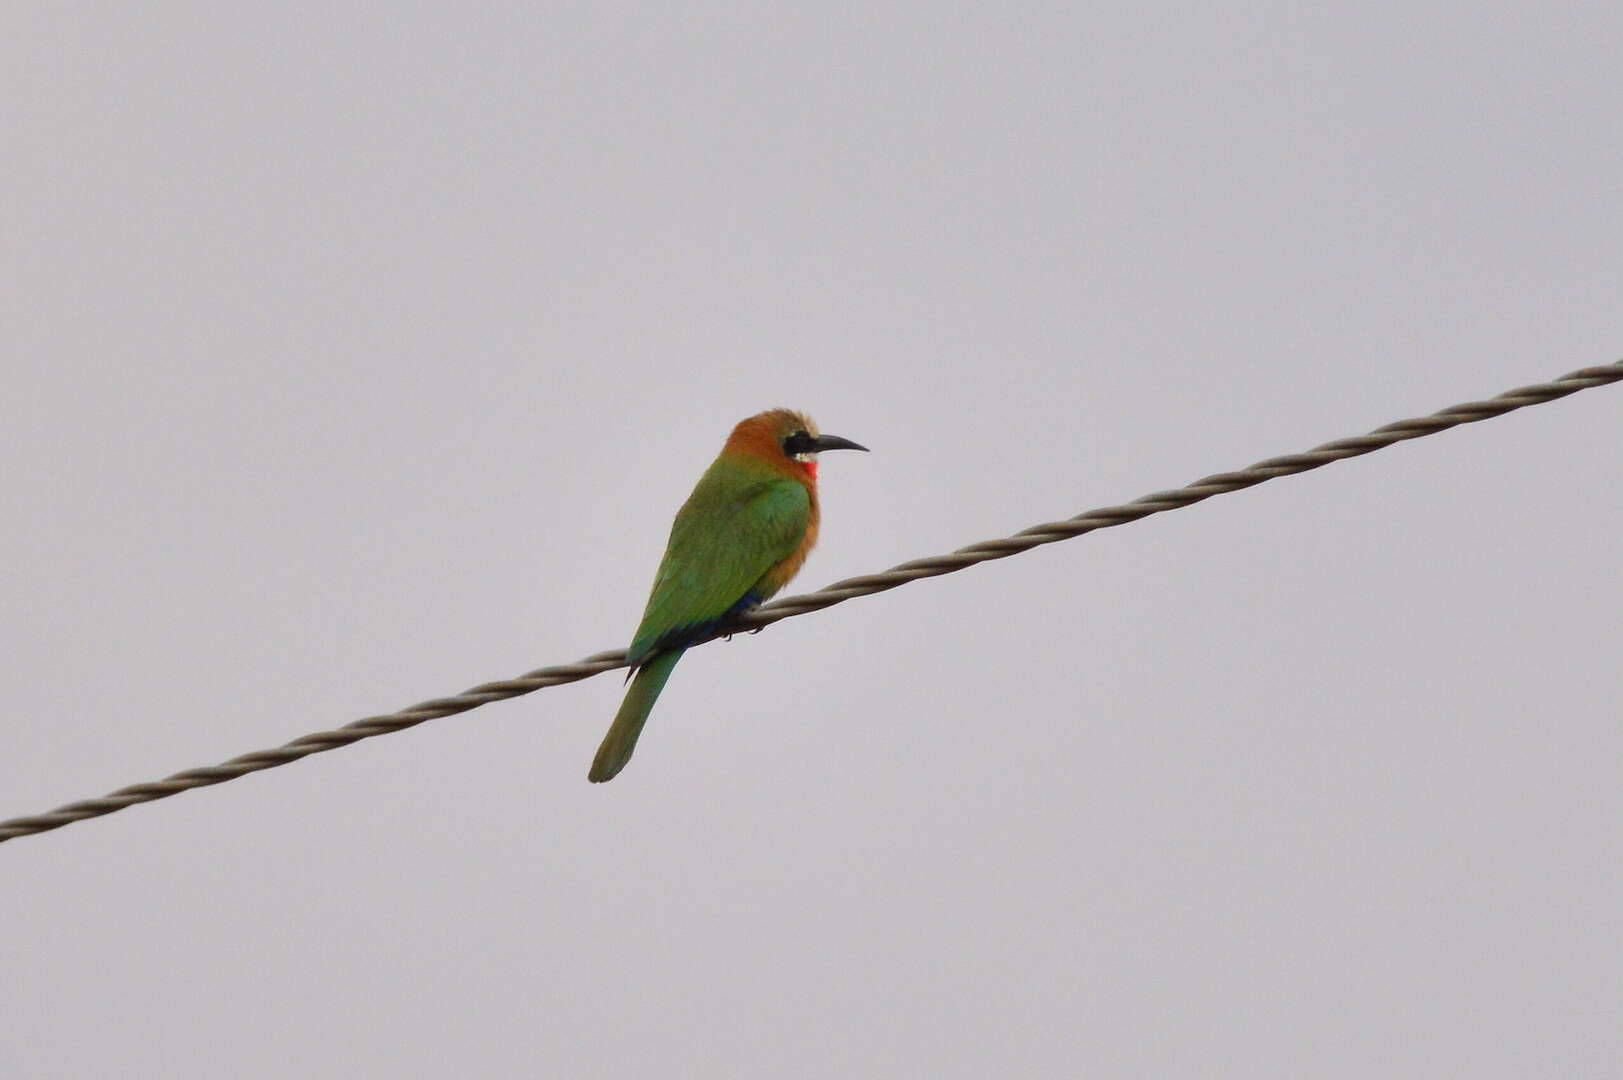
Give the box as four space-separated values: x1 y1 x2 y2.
627 472 810 665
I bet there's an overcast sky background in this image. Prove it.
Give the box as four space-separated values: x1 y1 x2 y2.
4 4 1620 1077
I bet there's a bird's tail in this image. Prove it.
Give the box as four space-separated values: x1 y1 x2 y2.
589 649 683 783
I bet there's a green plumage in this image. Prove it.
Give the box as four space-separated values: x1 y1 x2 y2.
588 456 813 783
588 650 681 784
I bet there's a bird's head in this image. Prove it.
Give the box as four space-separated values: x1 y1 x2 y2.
725 408 868 479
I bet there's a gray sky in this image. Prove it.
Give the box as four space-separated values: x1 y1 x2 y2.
4 4 1620 1077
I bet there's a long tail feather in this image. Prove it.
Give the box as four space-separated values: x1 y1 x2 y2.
589 650 683 783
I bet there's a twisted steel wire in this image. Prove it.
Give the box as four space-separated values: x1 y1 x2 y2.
2 360 1619 845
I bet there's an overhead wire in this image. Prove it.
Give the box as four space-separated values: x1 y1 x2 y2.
2 360 1619 845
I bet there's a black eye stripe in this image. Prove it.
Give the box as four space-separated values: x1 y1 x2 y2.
782 431 817 456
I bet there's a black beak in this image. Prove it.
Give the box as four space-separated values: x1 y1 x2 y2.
812 434 868 453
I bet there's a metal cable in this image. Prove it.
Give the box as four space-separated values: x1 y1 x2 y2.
3 360 1619 845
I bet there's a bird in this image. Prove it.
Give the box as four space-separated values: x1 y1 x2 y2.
589 409 868 782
